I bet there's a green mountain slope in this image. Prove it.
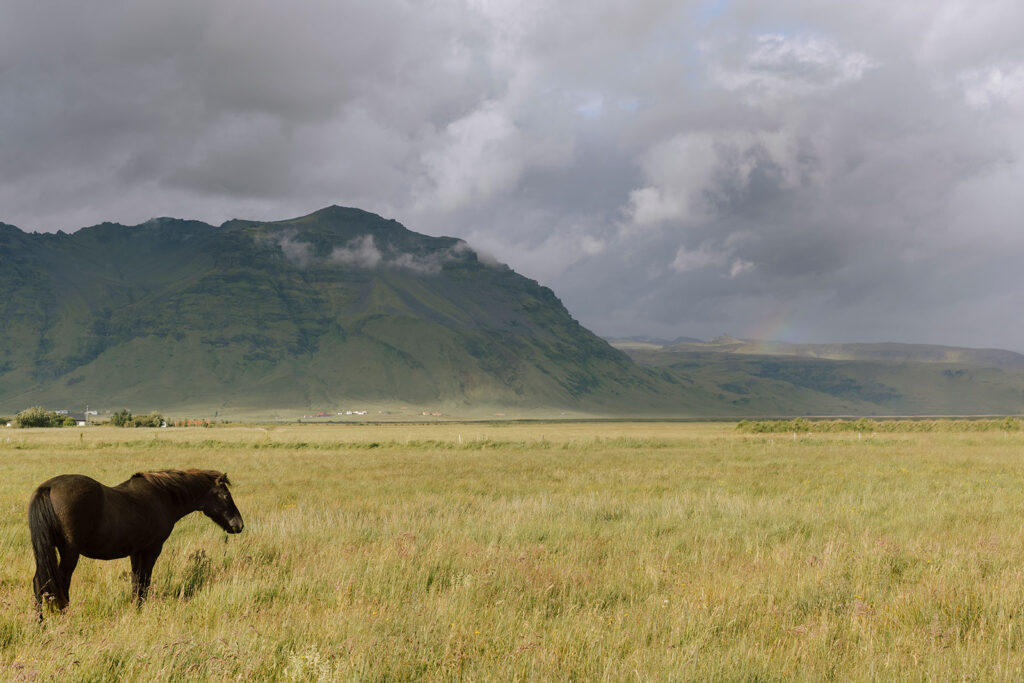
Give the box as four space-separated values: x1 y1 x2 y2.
0 207 698 416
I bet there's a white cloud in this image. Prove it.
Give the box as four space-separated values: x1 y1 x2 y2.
272 233 474 275
670 240 753 278
712 34 876 103
329 234 383 269
388 250 452 275
417 102 524 212
729 258 754 278
627 186 692 228
671 242 727 272
625 133 718 229
624 129 809 232
275 233 314 268
414 93 572 213
465 220 608 283
959 63 1024 109
917 1 1024 69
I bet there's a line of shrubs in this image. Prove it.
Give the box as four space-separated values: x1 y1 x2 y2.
4 406 166 428
8 407 79 428
736 417 1023 433
109 409 165 428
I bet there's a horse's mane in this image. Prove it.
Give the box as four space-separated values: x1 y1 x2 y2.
130 469 228 502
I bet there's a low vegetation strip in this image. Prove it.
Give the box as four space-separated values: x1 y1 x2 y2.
0 436 689 452
737 416 1023 433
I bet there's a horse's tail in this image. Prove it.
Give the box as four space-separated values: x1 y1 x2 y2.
28 487 67 611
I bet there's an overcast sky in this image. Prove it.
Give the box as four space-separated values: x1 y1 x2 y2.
3 1 1023 349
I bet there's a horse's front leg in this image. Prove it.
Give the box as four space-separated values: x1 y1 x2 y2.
129 553 142 602
130 544 163 606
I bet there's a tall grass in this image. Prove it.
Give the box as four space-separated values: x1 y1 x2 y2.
2 423 1024 679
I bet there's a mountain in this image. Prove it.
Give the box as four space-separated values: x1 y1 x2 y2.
0 206 695 417
5 206 1024 419
613 338 1024 416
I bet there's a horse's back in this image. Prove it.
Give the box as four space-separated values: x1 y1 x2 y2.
38 474 105 505
35 475 106 547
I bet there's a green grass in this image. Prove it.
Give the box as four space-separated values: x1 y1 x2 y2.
3 423 1024 679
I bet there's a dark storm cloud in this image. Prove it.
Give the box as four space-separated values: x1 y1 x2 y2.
3 1 1023 349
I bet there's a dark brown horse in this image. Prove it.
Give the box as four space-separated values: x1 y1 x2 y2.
28 469 243 614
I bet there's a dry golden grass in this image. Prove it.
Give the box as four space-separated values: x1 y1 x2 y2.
2 422 1024 680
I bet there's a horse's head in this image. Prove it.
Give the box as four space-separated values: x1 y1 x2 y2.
200 473 244 534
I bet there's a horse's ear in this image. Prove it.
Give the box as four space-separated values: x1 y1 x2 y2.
216 473 228 486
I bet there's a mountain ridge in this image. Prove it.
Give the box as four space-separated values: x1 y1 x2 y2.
0 206 698 417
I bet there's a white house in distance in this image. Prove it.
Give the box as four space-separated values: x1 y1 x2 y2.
56 409 92 426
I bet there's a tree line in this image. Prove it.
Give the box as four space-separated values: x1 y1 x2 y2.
5 406 165 428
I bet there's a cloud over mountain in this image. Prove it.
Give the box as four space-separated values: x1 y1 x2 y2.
3 1 1023 350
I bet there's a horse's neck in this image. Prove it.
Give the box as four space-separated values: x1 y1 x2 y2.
167 489 207 521
128 479 204 521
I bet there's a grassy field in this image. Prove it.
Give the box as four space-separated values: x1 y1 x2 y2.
3 422 1024 680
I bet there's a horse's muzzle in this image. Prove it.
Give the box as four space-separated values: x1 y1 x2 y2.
228 517 244 533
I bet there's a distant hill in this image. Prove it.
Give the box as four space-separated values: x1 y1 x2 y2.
603 336 704 349
0 206 701 418
659 337 1024 370
612 338 1024 416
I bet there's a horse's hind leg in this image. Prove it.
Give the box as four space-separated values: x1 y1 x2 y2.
33 572 46 618
32 551 75 614
29 486 68 616
56 547 79 611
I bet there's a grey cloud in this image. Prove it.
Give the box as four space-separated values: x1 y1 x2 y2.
3 0 1024 350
